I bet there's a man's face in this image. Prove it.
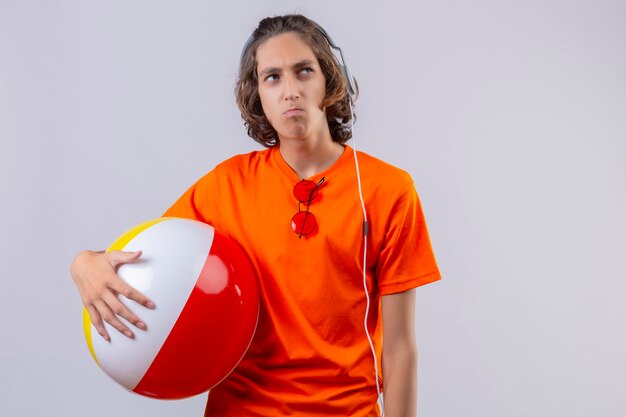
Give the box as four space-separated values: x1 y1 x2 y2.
256 32 327 142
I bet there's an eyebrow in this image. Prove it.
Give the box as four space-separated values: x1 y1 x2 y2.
258 59 316 78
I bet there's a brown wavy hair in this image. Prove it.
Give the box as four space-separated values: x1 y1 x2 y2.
235 14 357 148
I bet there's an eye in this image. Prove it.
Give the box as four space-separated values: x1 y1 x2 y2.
299 67 313 75
264 74 279 82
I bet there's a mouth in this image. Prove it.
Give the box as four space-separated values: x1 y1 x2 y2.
283 108 304 117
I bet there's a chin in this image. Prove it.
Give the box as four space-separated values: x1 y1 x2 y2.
278 127 308 141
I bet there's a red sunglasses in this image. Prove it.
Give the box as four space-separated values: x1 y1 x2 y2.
291 177 325 238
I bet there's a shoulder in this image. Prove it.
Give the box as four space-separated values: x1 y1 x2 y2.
215 148 271 173
182 148 271 192
353 149 415 197
213 148 272 177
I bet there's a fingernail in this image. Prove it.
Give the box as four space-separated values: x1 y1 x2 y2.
137 321 146 330
124 330 133 338
146 302 155 309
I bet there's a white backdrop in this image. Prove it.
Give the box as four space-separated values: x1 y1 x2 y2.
1 1 625 416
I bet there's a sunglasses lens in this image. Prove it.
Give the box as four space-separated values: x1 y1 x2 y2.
293 180 319 202
291 211 316 236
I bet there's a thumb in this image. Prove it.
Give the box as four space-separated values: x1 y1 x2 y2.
108 250 142 267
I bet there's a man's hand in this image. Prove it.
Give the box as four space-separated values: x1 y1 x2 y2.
71 250 155 341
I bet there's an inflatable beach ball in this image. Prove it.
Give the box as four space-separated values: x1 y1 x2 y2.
83 217 259 400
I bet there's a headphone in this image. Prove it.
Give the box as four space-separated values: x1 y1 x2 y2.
239 22 384 416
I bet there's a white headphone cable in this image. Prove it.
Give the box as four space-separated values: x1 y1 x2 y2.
348 101 385 416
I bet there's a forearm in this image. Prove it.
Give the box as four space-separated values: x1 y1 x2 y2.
382 347 418 417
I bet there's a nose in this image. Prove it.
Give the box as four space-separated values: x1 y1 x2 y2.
282 74 300 101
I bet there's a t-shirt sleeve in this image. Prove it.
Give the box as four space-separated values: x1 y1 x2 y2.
161 169 220 225
376 181 441 296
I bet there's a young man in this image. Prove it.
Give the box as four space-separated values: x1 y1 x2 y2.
71 14 440 416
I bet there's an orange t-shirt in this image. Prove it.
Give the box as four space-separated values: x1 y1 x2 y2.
162 145 440 416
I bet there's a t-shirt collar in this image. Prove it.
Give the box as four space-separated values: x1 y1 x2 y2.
271 144 354 183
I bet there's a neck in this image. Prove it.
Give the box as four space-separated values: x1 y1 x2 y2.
278 131 344 179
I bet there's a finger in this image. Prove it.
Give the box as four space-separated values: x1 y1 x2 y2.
85 304 110 342
110 279 155 310
102 290 147 331
93 299 135 339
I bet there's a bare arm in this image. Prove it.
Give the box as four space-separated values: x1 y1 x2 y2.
382 288 418 417
70 250 155 341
